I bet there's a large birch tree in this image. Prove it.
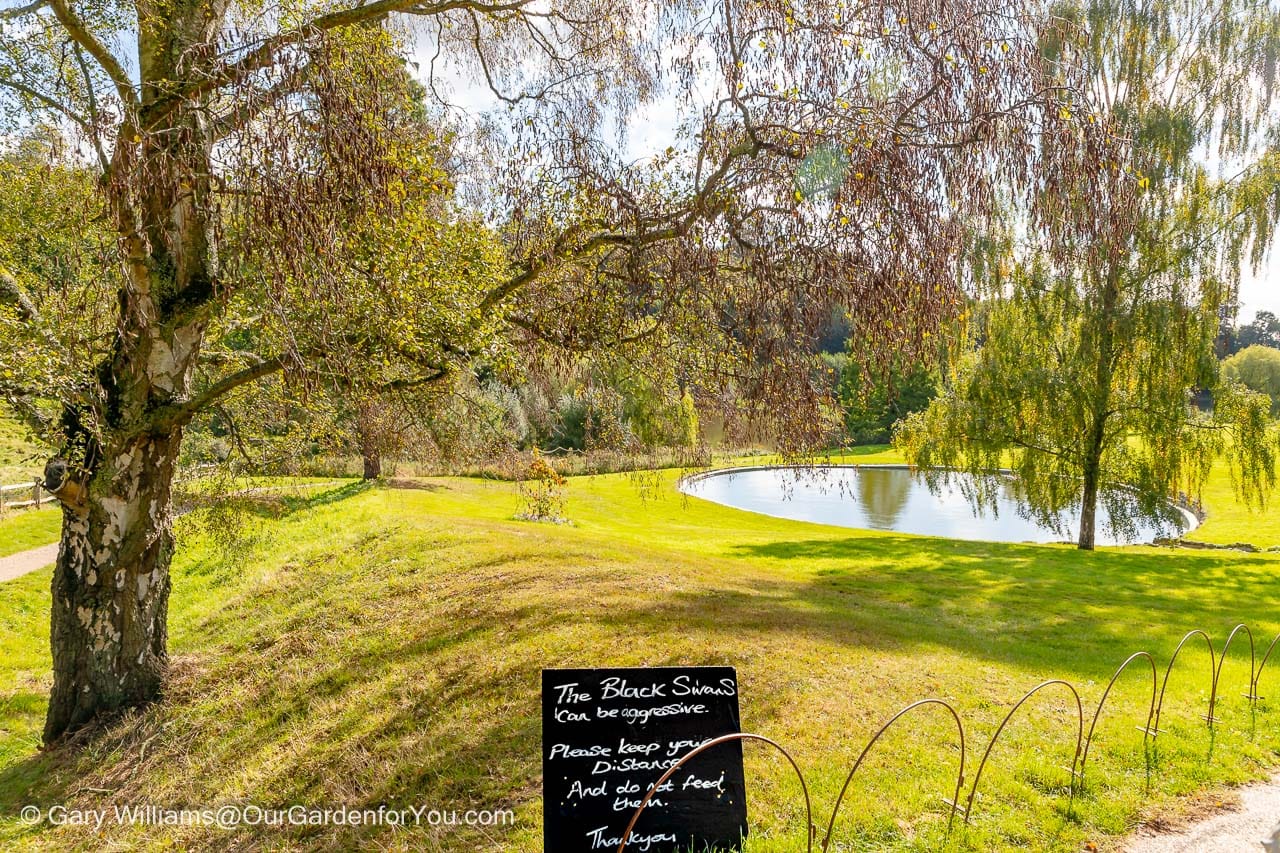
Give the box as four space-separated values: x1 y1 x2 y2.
1 0 1077 741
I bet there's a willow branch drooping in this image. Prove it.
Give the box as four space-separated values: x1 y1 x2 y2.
896 0 1280 549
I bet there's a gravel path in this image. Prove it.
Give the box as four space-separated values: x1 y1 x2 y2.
0 542 58 582
1125 773 1280 852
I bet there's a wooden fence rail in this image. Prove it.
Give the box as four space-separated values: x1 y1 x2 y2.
0 479 45 513
0 473 359 517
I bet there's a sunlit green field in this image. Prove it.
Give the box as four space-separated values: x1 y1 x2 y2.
0 418 44 487
0 450 1277 850
0 510 57 559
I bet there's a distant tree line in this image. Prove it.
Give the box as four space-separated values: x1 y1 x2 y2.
1221 310 1280 355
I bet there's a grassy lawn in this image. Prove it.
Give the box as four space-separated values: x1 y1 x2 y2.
0 417 44 487
0 510 59 559
1184 463 1280 547
0 459 1278 850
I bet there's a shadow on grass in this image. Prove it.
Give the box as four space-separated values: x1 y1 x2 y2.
712 535 1280 674
0 561 753 848
3 517 1280 849
176 479 374 522
280 480 375 512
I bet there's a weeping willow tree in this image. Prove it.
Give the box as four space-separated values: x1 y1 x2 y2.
897 0 1280 549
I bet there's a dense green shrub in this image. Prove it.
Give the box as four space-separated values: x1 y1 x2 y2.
824 352 939 444
1222 345 1280 415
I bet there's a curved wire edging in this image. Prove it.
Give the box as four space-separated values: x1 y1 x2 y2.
1213 624 1256 715
1078 651 1157 784
963 680 1083 824
1253 632 1280 700
821 698 967 849
616 732 814 853
1152 629 1216 735
610 626 1279 851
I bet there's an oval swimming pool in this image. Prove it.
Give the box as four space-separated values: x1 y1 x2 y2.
680 465 1196 545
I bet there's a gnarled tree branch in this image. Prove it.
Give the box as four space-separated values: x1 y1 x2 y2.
47 0 136 108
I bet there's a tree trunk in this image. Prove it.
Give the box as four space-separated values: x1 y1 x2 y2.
1078 453 1100 551
1077 263 1120 551
357 401 384 480
1077 401 1110 551
42 0 221 744
45 432 182 742
362 444 382 480
43 240 208 743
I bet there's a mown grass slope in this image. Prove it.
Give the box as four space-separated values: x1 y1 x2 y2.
0 511 58 559
0 455 1278 850
0 415 44 487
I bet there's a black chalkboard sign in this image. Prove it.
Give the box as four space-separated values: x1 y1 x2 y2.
542 666 747 852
